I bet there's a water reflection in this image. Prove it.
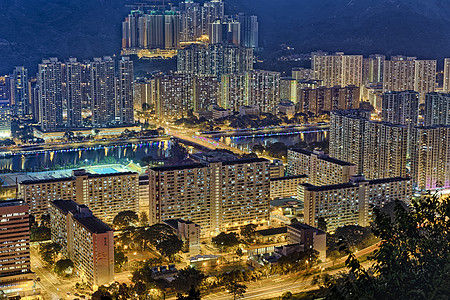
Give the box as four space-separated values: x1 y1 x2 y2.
214 130 329 153
0 140 172 172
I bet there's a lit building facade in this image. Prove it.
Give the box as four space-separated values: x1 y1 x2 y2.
411 126 450 191
270 175 308 199
287 149 356 186
50 200 114 289
0 200 37 298
424 92 450 126
330 110 407 180
312 52 363 88
11 66 30 118
148 155 270 236
19 169 139 223
299 176 412 232
37 58 64 131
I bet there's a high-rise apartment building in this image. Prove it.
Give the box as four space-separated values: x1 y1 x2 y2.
194 75 219 111
411 125 450 190
66 58 83 128
247 70 280 113
208 19 241 46
219 73 247 111
11 67 30 118
117 57 134 125
50 200 114 289
177 43 253 77
0 99 11 138
287 149 356 186
270 175 308 199
414 60 436 102
424 92 450 126
180 0 201 42
382 91 419 152
363 122 408 180
0 200 36 298
382 91 419 127
363 54 385 84
329 110 370 174
90 57 116 127
383 56 416 92
37 58 63 131
155 74 195 120
330 110 407 179
148 153 270 236
298 85 360 114
237 13 258 48
444 58 450 93
164 12 181 49
312 52 363 88
19 169 139 223
299 176 412 232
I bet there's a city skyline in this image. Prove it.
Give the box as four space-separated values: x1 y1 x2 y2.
0 0 449 299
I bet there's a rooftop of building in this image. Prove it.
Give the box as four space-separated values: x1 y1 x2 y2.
270 197 303 208
288 222 326 235
163 219 199 229
255 227 287 237
0 199 26 208
270 175 308 182
221 157 269 166
74 215 113 234
191 151 238 163
150 163 208 172
52 199 80 214
1 164 140 188
300 176 410 191
289 148 354 166
52 200 112 233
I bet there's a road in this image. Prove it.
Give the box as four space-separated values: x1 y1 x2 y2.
169 243 378 300
167 128 249 155
30 246 74 300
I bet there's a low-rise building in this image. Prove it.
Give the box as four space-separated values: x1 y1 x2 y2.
270 175 308 199
287 223 326 262
211 107 232 120
163 219 201 255
239 105 260 116
287 148 356 186
50 200 114 289
299 176 412 232
19 169 139 223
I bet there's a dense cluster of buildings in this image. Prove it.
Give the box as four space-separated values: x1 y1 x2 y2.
1 57 135 133
122 0 258 51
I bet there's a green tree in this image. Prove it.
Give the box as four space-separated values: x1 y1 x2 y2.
169 142 188 163
240 224 257 241
139 211 149 227
113 211 139 230
317 195 450 299
39 242 62 264
114 249 128 272
226 281 247 300
212 232 241 252
176 286 201 300
317 217 327 232
54 259 73 276
156 234 183 260
172 267 206 294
